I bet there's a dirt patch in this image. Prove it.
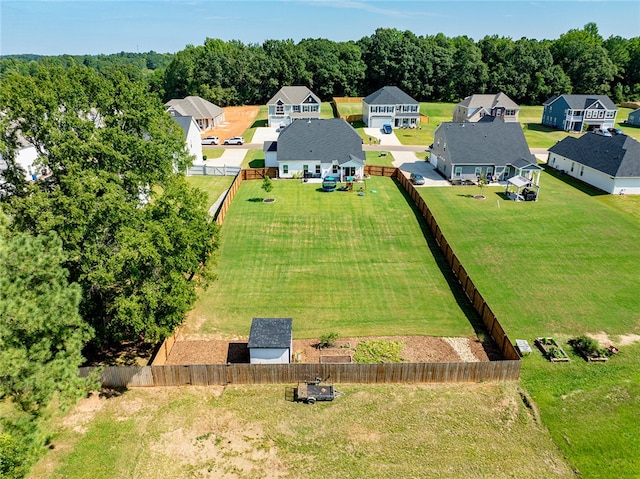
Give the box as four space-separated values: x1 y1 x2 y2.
202 105 260 141
166 335 491 364
587 331 640 347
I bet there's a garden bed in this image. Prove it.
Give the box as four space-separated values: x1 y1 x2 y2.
569 336 611 362
535 337 570 362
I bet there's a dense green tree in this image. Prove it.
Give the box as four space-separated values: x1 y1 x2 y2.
0 65 218 344
0 215 94 478
551 23 616 94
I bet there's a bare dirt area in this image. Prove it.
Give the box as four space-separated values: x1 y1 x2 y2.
165 335 492 364
202 105 260 141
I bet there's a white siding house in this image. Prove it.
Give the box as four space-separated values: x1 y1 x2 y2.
172 116 204 164
362 86 419 129
267 86 321 127
548 133 640 195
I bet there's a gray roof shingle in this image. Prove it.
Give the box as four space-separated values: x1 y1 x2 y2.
458 92 519 110
277 119 364 163
165 96 224 119
364 86 418 105
247 318 293 349
434 121 535 166
267 86 320 105
548 134 640 177
543 94 617 111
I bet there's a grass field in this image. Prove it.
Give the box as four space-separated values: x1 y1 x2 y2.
29 383 575 479
365 150 394 167
185 176 235 209
418 171 640 476
186 176 479 339
242 105 268 142
334 99 363 116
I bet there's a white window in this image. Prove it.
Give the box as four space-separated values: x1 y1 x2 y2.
454 166 462 177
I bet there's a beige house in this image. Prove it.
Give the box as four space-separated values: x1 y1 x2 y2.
453 92 520 123
165 96 225 132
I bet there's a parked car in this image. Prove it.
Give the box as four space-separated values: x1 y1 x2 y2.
201 136 219 145
410 173 425 185
223 136 245 145
382 124 393 134
608 128 624 136
593 129 612 137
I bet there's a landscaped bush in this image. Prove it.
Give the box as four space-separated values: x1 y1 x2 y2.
318 332 339 349
571 335 611 358
354 340 403 363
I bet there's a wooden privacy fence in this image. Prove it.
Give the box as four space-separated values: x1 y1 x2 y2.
393 170 520 361
140 167 520 388
80 360 520 388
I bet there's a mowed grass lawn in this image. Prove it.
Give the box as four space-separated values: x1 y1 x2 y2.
185 175 235 209
418 173 640 477
187 176 478 339
29 383 575 479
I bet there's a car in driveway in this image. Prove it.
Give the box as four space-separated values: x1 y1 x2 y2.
223 136 245 145
608 128 624 136
410 173 425 185
382 124 393 134
593 129 612 137
201 136 219 145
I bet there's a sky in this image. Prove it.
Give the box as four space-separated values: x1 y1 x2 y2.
1 0 639 56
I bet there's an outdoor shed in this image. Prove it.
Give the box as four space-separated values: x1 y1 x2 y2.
248 318 293 364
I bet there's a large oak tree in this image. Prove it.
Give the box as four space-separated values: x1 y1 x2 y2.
0 65 218 345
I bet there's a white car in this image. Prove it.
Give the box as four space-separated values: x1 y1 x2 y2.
223 136 245 145
201 136 219 145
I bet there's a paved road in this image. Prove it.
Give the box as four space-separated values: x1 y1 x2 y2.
202 131 549 181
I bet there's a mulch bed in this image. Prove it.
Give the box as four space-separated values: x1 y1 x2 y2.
164 335 494 365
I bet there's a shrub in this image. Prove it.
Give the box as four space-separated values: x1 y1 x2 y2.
573 335 608 357
318 332 339 349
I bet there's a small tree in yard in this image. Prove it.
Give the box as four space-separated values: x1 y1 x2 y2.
477 172 488 198
262 175 274 200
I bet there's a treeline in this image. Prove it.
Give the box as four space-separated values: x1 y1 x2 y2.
160 23 639 106
2 24 638 106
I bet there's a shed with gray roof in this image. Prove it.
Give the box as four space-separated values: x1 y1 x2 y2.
248 318 293 364
548 133 640 194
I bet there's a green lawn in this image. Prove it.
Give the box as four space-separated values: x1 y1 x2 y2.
29 383 574 479
201 146 224 160
418 172 640 477
242 105 268 141
185 176 235 208
365 150 394 167
186 176 479 339
320 101 337 119
243 149 265 168
334 100 363 116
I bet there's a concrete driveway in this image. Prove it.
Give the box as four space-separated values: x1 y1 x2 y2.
204 147 247 167
363 127 402 146
390 150 450 187
252 127 279 144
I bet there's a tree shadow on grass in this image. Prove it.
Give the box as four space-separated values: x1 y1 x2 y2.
392 178 503 360
250 119 268 128
524 122 556 133
248 197 264 202
248 159 265 168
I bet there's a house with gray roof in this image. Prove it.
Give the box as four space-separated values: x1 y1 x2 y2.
548 133 640 194
165 96 225 132
264 119 365 181
626 108 640 127
362 86 420 129
267 86 321 127
248 318 292 364
453 92 519 123
430 121 542 185
542 94 617 132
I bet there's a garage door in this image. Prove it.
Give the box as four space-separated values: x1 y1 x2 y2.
369 116 393 128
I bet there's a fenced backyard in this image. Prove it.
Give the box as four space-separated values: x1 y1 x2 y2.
88 167 521 388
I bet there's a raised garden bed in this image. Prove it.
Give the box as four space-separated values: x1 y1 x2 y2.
535 337 570 362
569 335 611 362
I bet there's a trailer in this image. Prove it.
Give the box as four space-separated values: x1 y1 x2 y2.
294 377 339 404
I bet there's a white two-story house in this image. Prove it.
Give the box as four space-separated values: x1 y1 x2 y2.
267 86 321 127
362 86 420 129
